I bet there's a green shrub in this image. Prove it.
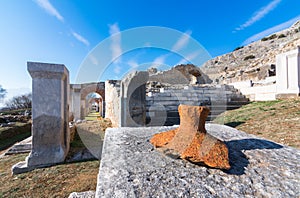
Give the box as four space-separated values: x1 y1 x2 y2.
233 46 244 51
244 55 255 61
261 34 277 41
278 34 286 38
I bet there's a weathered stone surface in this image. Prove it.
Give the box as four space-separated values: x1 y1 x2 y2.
202 20 300 84
96 125 300 197
276 47 300 98
105 80 121 127
68 191 95 198
151 105 230 169
12 62 70 174
119 71 149 127
11 161 34 174
4 136 32 155
148 64 212 85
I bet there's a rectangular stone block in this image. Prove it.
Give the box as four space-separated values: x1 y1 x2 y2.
13 62 70 175
96 125 300 197
276 47 300 98
26 62 70 167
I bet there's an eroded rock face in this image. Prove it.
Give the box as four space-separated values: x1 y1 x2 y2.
150 104 230 170
201 20 300 84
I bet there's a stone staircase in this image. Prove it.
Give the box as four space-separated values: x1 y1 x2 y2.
146 84 249 126
229 76 277 101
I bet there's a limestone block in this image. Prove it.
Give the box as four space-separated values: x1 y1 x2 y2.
96 125 299 197
70 84 82 121
105 80 121 127
12 62 70 174
276 47 300 98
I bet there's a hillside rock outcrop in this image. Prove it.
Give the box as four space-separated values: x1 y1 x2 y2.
202 20 300 84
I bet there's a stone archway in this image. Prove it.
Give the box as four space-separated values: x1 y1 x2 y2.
70 82 105 121
80 82 105 119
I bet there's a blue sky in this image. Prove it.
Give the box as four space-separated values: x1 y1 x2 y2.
0 0 299 105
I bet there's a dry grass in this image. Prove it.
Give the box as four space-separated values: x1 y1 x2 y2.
0 116 112 198
1 100 299 197
0 154 99 198
214 98 300 148
0 122 31 152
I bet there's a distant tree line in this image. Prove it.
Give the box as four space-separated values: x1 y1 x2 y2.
0 85 6 101
5 93 32 110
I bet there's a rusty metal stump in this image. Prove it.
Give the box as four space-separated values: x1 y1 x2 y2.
150 104 230 170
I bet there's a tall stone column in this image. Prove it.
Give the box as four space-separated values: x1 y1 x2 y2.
80 99 86 119
12 62 70 174
70 84 82 121
276 47 300 98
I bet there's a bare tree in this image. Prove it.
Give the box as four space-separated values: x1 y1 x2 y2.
0 85 6 102
5 93 32 110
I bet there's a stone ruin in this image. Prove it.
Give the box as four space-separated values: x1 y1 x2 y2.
12 62 70 173
9 48 300 197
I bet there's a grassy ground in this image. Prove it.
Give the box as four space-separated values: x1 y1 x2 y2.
0 101 299 197
0 122 31 152
214 98 300 148
84 111 101 121
0 113 112 198
0 154 99 198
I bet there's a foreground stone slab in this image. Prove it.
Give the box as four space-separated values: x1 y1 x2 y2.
4 136 32 155
68 191 95 198
151 105 230 169
96 124 300 197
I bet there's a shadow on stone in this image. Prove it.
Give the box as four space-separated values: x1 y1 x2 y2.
225 121 245 128
224 138 283 175
76 128 103 160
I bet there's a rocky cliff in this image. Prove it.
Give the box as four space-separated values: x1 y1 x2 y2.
201 20 300 84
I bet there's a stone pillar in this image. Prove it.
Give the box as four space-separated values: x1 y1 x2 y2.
70 84 82 121
105 80 121 127
12 62 70 174
119 71 149 127
80 99 86 119
276 47 300 98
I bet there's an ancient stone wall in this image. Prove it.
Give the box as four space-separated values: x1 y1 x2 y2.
146 85 249 126
105 80 121 127
119 71 149 127
149 64 212 85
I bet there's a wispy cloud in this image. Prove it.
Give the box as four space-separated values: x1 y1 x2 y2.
71 31 90 46
235 0 281 31
172 30 192 51
109 23 122 63
151 54 169 68
242 15 300 45
127 60 139 69
34 0 64 22
113 65 121 74
176 51 200 65
89 54 98 65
